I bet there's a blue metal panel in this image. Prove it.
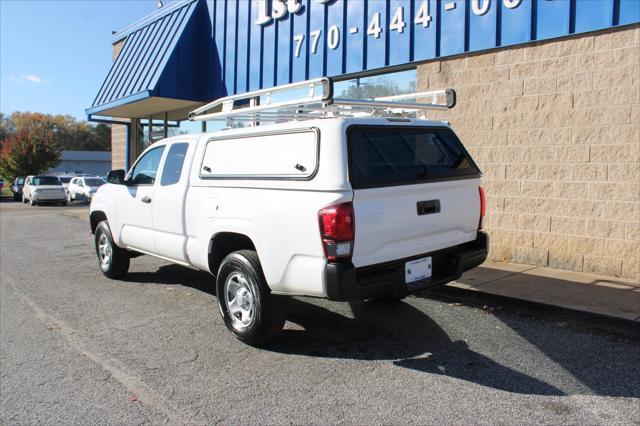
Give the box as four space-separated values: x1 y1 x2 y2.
469 0 497 51
388 0 411 66
262 21 276 88
214 0 226 82
366 0 387 69
575 0 614 33
236 0 250 93
236 1 251 92
225 0 238 94
413 0 438 62
308 0 326 78
440 0 466 56
248 1 263 90
291 6 308 82
500 0 532 45
276 14 293 85
619 0 640 25
536 0 571 39
345 0 365 72
326 0 345 76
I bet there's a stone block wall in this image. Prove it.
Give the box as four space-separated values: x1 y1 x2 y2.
417 25 639 281
110 124 127 170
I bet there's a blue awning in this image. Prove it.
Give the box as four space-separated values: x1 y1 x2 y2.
86 0 217 119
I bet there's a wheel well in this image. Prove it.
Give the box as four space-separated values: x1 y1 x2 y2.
209 232 256 276
90 211 107 234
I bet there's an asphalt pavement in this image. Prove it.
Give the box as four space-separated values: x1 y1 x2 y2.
1 200 639 424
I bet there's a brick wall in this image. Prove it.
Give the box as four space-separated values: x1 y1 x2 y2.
110 124 127 170
417 25 639 281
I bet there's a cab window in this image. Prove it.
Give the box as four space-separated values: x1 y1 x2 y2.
129 146 165 185
160 143 189 186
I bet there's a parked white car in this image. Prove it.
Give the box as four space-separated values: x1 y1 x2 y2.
68 176 106 203
22 175 67 206
58 175 75 194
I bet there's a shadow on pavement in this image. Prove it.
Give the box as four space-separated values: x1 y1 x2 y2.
126 264 640 398
122 264 216 294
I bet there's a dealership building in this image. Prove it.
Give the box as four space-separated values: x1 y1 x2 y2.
86 0 639 281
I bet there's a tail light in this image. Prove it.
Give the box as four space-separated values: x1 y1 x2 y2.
318 202 355 262
478 186 486 230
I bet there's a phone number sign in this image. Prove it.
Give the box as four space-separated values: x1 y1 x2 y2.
213 0 639 95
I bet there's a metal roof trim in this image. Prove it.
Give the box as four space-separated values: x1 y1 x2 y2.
85 90 153 116
111 0 198 44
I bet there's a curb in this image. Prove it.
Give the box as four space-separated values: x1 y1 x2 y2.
419 285 640 340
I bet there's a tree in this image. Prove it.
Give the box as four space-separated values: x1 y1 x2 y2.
0 113 62 181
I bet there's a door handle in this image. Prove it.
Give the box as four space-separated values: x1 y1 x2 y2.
141 195 152 204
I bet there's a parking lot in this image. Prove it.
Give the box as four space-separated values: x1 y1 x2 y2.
1 199 639 424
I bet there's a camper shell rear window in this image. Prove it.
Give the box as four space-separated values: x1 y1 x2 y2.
347 125 481 189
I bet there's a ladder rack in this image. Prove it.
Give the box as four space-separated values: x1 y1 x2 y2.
188 77 455 125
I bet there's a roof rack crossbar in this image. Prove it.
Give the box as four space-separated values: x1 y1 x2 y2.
188 77 455 124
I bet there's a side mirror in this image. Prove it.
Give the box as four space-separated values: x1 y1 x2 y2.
107 169 126 185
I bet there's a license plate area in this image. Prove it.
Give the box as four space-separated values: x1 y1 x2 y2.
405 256 432 284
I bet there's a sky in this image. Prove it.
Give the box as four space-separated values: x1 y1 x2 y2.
0 0 163 121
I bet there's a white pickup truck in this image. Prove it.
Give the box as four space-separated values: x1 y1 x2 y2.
90 83 487 345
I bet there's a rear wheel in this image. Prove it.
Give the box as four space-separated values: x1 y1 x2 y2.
94 220 130 279
216 250 285 346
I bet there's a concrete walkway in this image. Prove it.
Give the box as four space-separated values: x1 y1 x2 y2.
450 261 640 322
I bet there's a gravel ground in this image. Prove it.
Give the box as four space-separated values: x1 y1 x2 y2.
1 200 639 424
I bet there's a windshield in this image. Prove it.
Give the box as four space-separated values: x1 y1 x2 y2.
85 178 106 187
348 126 481 189
59 177 72 183
32 176 61 186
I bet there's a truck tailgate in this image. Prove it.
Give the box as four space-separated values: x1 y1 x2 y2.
351 179 481 267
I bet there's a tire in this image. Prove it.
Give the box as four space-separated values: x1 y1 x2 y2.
94 220 130 279
216 250 285 346
12 193 20 202
67 192 73 203
61 201 68 206
29 198 36 206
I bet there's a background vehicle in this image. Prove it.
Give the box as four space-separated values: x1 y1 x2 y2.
22 175 67 206
11 176 25 201
89 79 487 345
58 175 75 194
68 176 106 203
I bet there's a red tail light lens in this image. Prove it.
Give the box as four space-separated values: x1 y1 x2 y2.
318 202 355 261
478 186 486 230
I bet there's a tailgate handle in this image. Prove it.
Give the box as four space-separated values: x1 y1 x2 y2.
417 200 440 216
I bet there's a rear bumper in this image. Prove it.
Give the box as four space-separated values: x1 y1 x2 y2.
324 231 488 301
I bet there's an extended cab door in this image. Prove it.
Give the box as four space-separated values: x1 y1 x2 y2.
117 145 165 253
348 125 483 268
151 141 193 263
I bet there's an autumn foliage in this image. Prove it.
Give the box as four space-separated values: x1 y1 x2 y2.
0 112 111 182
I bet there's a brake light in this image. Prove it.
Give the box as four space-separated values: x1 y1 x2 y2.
478 186 486 230
318 202 355 261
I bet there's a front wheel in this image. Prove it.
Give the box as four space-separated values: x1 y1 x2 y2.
216 250 285 346
94 220 130 279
